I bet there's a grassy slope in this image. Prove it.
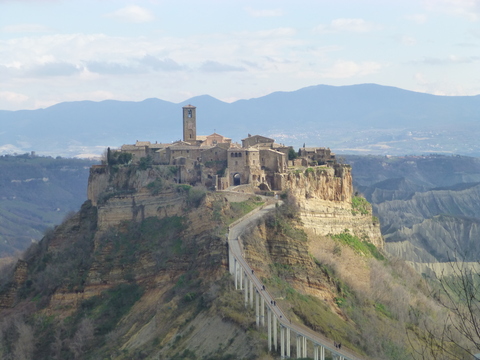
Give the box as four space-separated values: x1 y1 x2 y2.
242 201 472 359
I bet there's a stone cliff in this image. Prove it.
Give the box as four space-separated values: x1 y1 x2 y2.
282 166 383 248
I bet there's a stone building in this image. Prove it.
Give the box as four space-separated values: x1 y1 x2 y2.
117 104 339 192
299 147 336 166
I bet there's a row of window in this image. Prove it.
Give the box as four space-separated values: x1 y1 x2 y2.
230 152 243 157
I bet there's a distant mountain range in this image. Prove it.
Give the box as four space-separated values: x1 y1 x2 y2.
1 84 480 157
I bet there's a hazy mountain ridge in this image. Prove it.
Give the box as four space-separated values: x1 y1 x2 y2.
2 84 480 157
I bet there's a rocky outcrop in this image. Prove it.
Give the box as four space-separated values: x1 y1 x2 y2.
87 165 188 230
283 166 383 248
282 166 353 203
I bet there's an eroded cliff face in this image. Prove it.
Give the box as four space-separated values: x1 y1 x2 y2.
283 166 383 248
88 165 187 231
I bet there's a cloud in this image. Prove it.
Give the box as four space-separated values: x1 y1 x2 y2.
414 72 472 96
138 55 185 71
245 7 283 17
0 91 28 104
416 55 480 65
104 5 154 23
321 60 383 78
27 62 82 77
315 18 381 33
235 27 296 39
85 56 185 74
0 144 24 155
85 61 142 75
396 35 417 46
1 23 52 33
405 14 428 24
199 61 245 72
423 0 480 21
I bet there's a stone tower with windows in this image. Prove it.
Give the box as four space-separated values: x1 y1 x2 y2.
183 105 197 144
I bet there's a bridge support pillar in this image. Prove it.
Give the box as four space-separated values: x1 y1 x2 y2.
280 326 285 358
296 335 301 359
239 266 243 290
286 327 290 357
273 314 278 351
244 275 248 307
320 345 325 360
255 289 259 328
267 307 272 352
303 336 307 358
261 297 265 326
234 259 238 289
314 344 318 360
249 278 253 307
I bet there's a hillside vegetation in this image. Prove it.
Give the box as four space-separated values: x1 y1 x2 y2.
241 200 474 359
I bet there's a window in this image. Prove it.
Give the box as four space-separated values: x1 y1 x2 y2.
188 109 192 118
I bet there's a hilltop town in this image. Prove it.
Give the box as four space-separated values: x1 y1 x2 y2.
114 105 340 192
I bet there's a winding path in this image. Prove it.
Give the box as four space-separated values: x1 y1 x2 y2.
227 200 363 360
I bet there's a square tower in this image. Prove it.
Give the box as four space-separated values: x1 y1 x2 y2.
183 105 197 144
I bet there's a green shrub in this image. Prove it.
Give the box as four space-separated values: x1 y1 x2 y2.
147 178 164 195
78 283 144 335
187 187 206 207
138 155 153 170
176 184 192 193
330 230 384 260
351 196 370 215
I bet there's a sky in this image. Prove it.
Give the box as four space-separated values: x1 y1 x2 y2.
1 0 480 111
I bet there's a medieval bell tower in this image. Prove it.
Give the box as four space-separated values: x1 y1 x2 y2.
183 104 197 144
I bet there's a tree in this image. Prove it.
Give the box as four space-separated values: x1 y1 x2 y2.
288 147 298 161
409 260 480 359
70 318 94 359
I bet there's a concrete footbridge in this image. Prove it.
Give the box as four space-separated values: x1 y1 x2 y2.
227 201 362 360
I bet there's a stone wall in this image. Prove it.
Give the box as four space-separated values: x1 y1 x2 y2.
97 189 185 231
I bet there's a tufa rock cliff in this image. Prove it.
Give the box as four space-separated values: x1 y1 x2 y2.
282 166 383 248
